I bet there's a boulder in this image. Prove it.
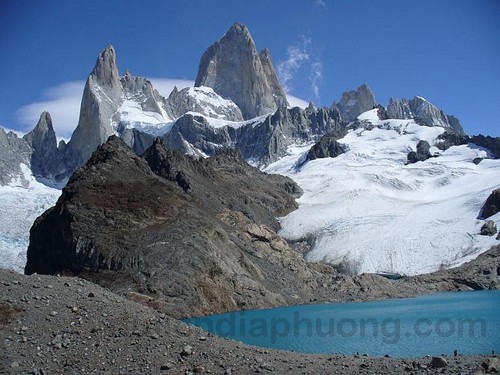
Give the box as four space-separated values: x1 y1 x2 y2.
480 220 497 236
482 189 500 219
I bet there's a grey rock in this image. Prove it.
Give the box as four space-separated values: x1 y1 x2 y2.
259 48 288 109
0 128 32 186
23 112 63 179
480 220 497 236
481 357 500 372
387 96 465 134
482 189 500 219
332 84 376 123
446 115 464 134
407 140 432 164
164 106 342 168
121 70 173 118
181 345 193 356
195 23 288 119
66 45 123 170
430 356 448 368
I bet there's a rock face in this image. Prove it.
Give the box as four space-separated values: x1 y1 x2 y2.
332 84 377 123
304 132 347 163
482 188 500 219
164 106 343 167
23 112 63 179
0 128 32 186
387 96 464 133
195 23 288 119
66 45 123 171
407 140 432 164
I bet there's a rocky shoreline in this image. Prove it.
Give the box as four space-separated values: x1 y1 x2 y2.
2 246 500 374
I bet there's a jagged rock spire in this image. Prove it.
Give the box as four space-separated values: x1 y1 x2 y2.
195 23 288 119
67 45 124 169
24 111 60 178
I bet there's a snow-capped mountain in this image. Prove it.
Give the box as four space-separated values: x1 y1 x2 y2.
1 22 499 278
266 109 500 275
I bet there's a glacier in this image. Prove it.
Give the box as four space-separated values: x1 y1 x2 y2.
266 109 500 276
0 165 61 273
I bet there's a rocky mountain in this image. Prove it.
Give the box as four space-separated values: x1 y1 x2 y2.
387 96 465 133
25 136 334 318
332 83 377 123
195 23 288 119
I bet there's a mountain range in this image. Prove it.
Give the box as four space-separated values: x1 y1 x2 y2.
1 22 499 286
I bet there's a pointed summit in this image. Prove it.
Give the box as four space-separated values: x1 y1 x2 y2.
24 112 60 178
91 45 119 87
195 23 288 119
89 44 121 101
67 45 124 169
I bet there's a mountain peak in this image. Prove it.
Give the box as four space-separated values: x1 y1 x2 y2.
23 111 60 178
228 22 250 35
91 45 120 88
334 84 377 122
195 23 288 119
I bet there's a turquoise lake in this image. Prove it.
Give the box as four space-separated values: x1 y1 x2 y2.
184 291 500 357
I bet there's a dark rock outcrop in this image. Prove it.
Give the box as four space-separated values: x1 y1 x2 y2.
480 220 497 236
195 23 288 119
482 188 500 219
407 140 432 164
332 84 376 123
304 133 346 163
470 134 500 159
26 136 337 318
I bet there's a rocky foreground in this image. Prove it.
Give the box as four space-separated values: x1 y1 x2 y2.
2 268 499 375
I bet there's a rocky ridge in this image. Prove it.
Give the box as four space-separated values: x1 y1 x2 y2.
387 96 464 133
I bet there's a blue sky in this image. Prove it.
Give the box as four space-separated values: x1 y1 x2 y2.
0 0 499 138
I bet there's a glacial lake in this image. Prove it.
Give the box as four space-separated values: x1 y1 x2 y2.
184 291 500 357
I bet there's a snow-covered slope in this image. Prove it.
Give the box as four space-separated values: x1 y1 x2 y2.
266 109 500 276
0 165 61 272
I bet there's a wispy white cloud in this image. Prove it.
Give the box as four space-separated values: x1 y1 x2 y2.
314 0 326 9
278 37 324 101
16 81 85 139
310 60 323 99
277 37 311 94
